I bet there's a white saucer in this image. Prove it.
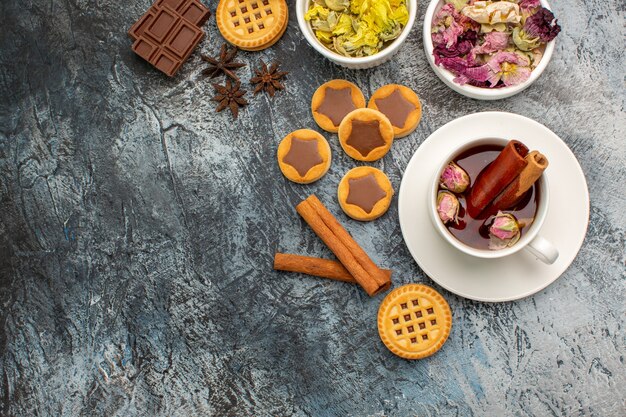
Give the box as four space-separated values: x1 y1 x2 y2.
398 112 589 302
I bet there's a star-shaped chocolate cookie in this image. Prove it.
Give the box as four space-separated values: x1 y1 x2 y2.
346 120 386 158
346 174 387 213
282 138 324 177
374 88 416 128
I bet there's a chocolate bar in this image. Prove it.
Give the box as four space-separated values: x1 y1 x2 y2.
128 0 210 77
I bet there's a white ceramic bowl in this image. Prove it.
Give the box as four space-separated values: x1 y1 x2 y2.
296 0 418 69
423 0 556 100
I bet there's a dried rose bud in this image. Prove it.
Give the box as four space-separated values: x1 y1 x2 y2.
437 191 460 224
440 162 470 193
489 211 521 250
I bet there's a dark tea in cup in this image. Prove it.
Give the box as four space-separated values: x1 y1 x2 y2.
435 140 547 251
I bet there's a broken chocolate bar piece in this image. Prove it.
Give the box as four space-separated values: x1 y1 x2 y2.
128 0 210 77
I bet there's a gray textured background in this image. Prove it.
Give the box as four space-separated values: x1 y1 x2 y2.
1 0 625 415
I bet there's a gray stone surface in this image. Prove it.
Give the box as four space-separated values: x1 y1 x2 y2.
1 0 624 415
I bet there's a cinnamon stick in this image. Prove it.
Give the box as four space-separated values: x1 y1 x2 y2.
295 195 391 296
274 253 392 285
467 140 529 218
490 151 548 211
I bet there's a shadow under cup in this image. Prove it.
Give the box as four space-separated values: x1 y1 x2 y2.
429 137 550 260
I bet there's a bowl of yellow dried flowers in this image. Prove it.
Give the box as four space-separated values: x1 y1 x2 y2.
297 0 418 69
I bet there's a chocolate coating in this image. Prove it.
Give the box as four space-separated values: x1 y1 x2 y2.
316 87 357 126
346 120 385 157
282 137 324 177
374 89 415 128
346 174 387 213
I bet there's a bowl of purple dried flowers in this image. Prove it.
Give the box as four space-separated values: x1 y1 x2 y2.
424 0 561 100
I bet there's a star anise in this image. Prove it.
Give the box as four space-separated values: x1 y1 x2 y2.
201 44 246 81
250 60 288 97
211 80 248 119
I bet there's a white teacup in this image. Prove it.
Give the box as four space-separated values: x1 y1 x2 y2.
428 138 559 264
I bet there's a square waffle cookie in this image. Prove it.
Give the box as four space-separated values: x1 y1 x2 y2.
216 0 288 51
378 284 452 359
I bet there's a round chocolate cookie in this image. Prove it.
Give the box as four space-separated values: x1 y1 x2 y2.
368 84 422 138
338 108 394 161
277 129 331 184
311 80 366 133
338 166 394 221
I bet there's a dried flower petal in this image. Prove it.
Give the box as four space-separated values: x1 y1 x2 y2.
471 31 510 55
440 162 470 193
445 0 470 11
463 51 531 87
434 30 478 61
517 0 541 12
437 56 471 76
305 0 409 57
432 4 467 49
488 211 521 249
500 62 532 86
461 1 521 25
487 51 529 71
512 8 560 51
463 64 492 83
325 0 350 12
437 191 460 224
524 7 561 42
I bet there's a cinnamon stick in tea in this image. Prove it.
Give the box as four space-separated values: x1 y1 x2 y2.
295 195 391 296
467 140 529 218
490 151 548 211
273 253 392 284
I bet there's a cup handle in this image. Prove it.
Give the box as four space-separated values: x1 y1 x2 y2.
524 235 559 265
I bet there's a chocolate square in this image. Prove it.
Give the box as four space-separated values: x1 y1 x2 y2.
151 50 182 77
180 0 211 26
132 38 159 61
164 20 202 59
157 0 188 12
145 8 179 43
128 10 156 41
